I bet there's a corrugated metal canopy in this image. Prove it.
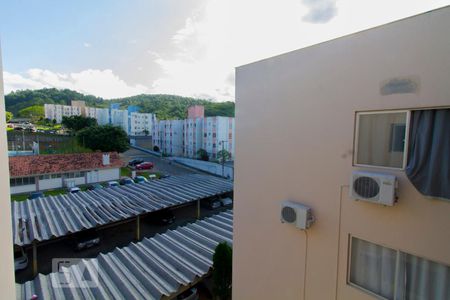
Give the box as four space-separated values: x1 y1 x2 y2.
17 210 233 300
12 174 233 246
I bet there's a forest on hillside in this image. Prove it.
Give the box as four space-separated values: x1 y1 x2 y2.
5 88 235 120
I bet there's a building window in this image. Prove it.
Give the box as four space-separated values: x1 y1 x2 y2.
349 237 450 299
355 111 408 168
10 177 36 186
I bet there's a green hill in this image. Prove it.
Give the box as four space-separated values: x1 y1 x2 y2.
5 88 234 120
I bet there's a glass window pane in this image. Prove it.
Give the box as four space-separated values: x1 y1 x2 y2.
356 112 407 168
350 237 396 299
396 252 450 300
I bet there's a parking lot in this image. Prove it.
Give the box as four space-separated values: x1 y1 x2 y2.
121 148 203 176
15 201 231 283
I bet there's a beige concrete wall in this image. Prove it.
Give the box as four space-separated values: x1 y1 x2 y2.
234 6 450 300
0 44 17 298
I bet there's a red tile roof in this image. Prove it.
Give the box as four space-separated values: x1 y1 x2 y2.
9 152 124 178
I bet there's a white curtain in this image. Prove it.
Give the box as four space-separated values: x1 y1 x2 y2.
350 238 396 299
351 237 450 300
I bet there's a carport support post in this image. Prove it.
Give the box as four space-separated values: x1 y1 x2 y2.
32 241 38 276
136 215 141 241
197 199 201 219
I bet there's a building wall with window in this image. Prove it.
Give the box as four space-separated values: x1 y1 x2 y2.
9 168 120 194
183 118 203 158
44 104 82 123
85 107 110 125
234 7 450 300
110 108 128 133
203 116 235 160
129 112 154 136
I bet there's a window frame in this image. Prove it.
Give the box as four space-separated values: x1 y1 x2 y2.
347 235 450 300
353 110 411 170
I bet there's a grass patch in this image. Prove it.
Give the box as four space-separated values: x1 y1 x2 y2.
120 167 132 177
43 188 67 197
10 194 29 202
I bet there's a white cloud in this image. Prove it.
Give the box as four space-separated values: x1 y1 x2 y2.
83 42 91 48
3 69 149 99
149 0 450 101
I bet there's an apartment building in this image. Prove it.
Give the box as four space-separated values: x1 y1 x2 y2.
44 102 82 123
129 111 153 136
85 107 110 125
203 116 235 160
152 119 184 156
183 117 203 158
234 7 450 300
110 107 128 133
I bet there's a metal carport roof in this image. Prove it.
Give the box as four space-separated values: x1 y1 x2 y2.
16 210 233 300
12 174 233 246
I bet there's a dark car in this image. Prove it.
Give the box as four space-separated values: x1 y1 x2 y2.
120 177 135 185
149 209 175 225
160 173 171 179
87 183 103 191
70 230 100 251
136 162 154 170
201 198 222 210
29 191 44 200
128 159 144 167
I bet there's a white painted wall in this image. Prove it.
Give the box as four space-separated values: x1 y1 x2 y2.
39 178 62 190
97 168 120 182
10 184 36 194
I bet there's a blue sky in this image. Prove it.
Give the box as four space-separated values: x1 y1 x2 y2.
1 0 450 100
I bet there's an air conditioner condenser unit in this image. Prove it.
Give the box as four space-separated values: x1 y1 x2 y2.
350 170 397 206
281 200 315 230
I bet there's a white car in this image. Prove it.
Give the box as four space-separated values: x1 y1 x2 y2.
14 246 28 271
107 181 120 187
220 197 233 207
68 187 81 194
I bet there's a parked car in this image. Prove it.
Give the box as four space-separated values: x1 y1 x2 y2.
177 287 199 300
128 159 144 167
149 209 175 225
136 162 154 170
14 246 28 271
68 187 81 194
148 174 157 180
87 183 103 191
220 197 233 207
107 181 120 187
70 229 100 251
160 173 171 179
134 176 148 183
120 177 135 185
29 191 44 200
201 198 222 210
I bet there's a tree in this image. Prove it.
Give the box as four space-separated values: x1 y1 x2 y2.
153 145 160 152
62 115 97 132
17 105 44 122
213 242 232 300
217 149 231 163
197 148 209 161
77 125 129 153
143 129 149 136
5 111 13 122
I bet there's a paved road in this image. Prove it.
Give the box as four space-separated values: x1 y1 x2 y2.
120 148 202 176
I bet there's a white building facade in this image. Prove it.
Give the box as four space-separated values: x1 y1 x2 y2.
129 112 153 136
44 104 82 123
183 118 203 158
152 120 184 156
203 117 235 160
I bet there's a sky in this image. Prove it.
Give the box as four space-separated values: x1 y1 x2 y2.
1 0 449 100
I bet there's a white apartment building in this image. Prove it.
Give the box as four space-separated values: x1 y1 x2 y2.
110 108 128 133
85 107 110 125
44 104 82 123
129 112 153 136
183 118 203 158
203 116 235 160
152 120 184 156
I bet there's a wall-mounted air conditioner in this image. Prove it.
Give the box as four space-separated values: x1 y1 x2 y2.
281 200 315 230
350 170 397 206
